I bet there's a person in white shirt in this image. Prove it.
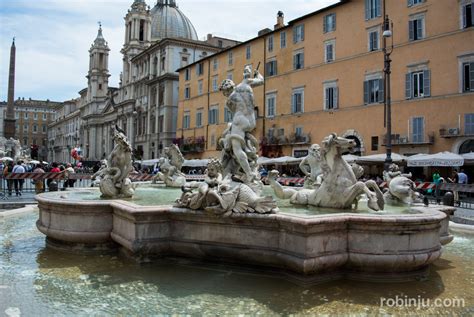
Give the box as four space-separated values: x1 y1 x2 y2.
12 161 26 196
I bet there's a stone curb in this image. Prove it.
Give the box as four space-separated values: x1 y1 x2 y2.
449 221 474 235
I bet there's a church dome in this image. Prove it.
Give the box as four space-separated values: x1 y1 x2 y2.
150 0 198 41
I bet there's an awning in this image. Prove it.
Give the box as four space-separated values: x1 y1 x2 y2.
261 156 303 165
407 151 464 167
356 153 407 163
183 159 209 167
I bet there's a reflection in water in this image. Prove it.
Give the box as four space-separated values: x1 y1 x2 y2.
0 212 473 315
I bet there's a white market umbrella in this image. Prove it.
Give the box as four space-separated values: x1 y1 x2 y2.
42 161 49 165
183 159 209 167
257 156 271 165
29 160 40 164
265 156 303 165
1 157 13 161
461 152 474 160
356 153 407 163
342 154 359 163
407 151 464 167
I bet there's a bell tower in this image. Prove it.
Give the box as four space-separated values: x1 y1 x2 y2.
87 23 110 100
121 0 151 86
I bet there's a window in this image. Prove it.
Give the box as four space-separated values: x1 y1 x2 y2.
406 70 430 99
364 78 384 104
161 56 166 71
139 19 145 41
227 72 233 81
324 85 339 110
224 107 233 123
280 31 286 48
42 124 46 133
408 0 425 7
15 112 19 119
293 50 304 70
295 126 303 137
33 113 38 120
371 136 379 151
365 0 381 20
409 15 425 41
324 13 336 33
265 60 277 76
209 106 219 125
213 58 218 71
212 76 218 92
411 117 424 143
23 124 28 132
218 40 223 48
268 35 274 52
228 52 233 66
196 110 203 127
183 112 190 129
291 88 304 113
184 69 190 81
43 113 47 120
463 62 474 92
462 2 473 28
23 137 27 145
246 45 251 59
325 40 335 62
368 29 379 51
24 112 28 119
33 124 37 133
198 80 203 95
293 24 304 43
266 93 276 117
184 86 191 99
196 63 204 76
465 113 474 134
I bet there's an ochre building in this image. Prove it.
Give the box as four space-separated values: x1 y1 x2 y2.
177 0 474 160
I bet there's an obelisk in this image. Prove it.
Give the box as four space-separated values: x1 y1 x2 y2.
4 38 16 139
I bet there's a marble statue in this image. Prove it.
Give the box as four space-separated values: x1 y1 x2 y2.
91 159 108 187
175 66 277 215
218 65 264 186
97 126 135 198
383 163 423 205
152 144 186 187
268 133 385 211
0 137 28 161
299 144 323 189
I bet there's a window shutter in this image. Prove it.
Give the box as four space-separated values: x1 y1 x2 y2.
291 94 295 113
365 0 370 20
332 14 336 30
417 19 423 38
407 0 413 7
334 87 339 109
301 52 304 68
378 78 385 103
376 0 381 17
471 5 474 26
301 25 305 41
293 28 297 43
323 17 327 33
423 69 430 97
405 73 412 99
325 88 330 109
274 61 278 75
409 20 414 41
470 62 474 91
363 81 369 104
293 55 297 69
265 62 270 76
463 5 467 28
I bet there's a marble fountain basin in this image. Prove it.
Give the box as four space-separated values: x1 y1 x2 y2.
36 187 454 283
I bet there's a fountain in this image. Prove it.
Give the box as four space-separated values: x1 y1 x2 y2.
36 66 453 283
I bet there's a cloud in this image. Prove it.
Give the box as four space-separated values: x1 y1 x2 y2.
0 0 338 102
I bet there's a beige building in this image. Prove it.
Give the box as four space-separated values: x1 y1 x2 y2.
1 98 60 160
177 0 474 161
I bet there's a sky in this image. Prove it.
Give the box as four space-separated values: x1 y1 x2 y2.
0 0 338 103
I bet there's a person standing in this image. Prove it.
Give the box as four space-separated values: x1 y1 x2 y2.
448 170 459 204
33 164 45 194
3 161 14 196
63 163 76 189
432 169 442 202
458 169 468 184
12 161 26 196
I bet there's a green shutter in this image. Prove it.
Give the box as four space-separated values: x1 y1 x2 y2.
365 0 370 20
332 14 336 30
293 27 297 43
409 20 414 40
376 0 381 17
334 87 339 109
405 73 412 99
470 62 474 91
301 25 305 41
323 16 327 33
363 81 369 104
423 70 430 97
378 78 385 103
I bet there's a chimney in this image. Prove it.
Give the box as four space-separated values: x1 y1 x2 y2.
207 33 212 41
258 28 272 37
274 11 284 30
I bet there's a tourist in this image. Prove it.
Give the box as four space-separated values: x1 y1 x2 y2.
12 161 26 196
432 169 442 200
458 169 468 184
63 163 76 188
3 161 14 196
33 164 45 194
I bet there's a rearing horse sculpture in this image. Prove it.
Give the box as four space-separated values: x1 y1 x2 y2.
268 133 384 211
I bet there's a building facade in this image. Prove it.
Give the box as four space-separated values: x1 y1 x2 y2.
177 0 474 160
1 98 60 160
48 0 239 162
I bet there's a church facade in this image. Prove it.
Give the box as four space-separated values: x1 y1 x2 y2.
48 0 238 163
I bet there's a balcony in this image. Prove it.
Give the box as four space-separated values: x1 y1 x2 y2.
175 136 205 154
439 127 474 138
383 133 435 146
262 133 311 146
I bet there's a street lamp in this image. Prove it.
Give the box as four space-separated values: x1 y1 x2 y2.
383 13 394 171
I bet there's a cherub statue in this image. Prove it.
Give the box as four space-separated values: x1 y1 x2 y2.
299 144 323 189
